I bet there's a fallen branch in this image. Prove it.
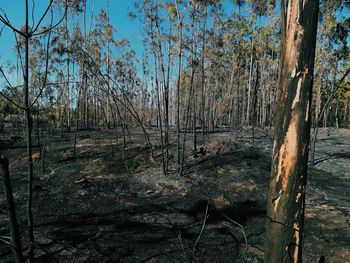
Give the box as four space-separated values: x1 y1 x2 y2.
216 209 248 263
0 235 11 246
192 200 209 260
176 228 189 262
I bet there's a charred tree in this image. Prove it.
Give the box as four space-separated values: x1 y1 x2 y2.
264 0 319 262
0 157 24 263
252 58 259 145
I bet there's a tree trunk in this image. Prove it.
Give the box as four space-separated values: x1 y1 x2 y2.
176 21 183 165
179 64 195 176
252 59 259 145
24 1 35 260
73 87 82 156
164 22 172 171
154 54 166 175
264 1 319 262
310 68 350 164
200 8 207 139
0 157 24 263
65 11 71 132
42 137 46 173
246 46 254 126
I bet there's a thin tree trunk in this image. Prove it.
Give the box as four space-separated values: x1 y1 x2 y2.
310 68 350 164
175 13 183 166
0 157 24 263
42 137 46 173
235 16 241 136
36 114 42 155
179 3 196 176
179 65 195 176
65 11 71 132
314 63 323 128
252 59 259 145
246 45 254 126
154 58 166 175
335 96 339 129
200 8 207 139
193 82 197 157
164 22 172 171
24 1 34 260
154 8 169 174
73 87 82 156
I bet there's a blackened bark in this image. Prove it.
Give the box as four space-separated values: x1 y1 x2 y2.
24 1 34 260
0 157 24 263
252 59 259 145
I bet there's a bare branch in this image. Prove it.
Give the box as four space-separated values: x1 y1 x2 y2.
0 24 5 37
31 4 67 37
192 200 209 259
315 68 350 127
176 229 189 262
0 66 14 89
0 63 24 107
36 87 64 112
30 0 54 34
217 209 248 262
13 31 25 79
0 11 25 36
0 90 25 110
31 0 36 30
30 8 54 109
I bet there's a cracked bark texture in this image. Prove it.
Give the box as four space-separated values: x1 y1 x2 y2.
264 0 319 262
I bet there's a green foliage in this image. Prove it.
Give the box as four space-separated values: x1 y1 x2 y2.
233 0 245 7
247 0 275 16
0 87 22 115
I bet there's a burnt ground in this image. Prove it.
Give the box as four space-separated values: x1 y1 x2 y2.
0 128 349 262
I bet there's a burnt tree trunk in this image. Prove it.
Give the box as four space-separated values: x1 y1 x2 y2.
176 20 183 165
264 0 319 262
24 1 35 260
0 157 24 263
252 58 259 145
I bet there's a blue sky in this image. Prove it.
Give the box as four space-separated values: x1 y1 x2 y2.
0 0 240 86
0 0 349 82
0 1 144 63
0 1 241 60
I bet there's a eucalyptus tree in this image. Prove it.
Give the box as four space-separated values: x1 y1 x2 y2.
173 0 184 165
0 157 24 263
137 0 172 175
191 0 219 152
264 0 319 262
310 0 350 164
94 8 115 128
0 1 67 261
234 0 244 132
89 8 115 129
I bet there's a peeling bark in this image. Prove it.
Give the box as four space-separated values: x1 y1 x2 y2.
264 0 319 262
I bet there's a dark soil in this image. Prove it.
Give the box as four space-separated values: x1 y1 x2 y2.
0 128 349 262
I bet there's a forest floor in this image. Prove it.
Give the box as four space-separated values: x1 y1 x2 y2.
0 127 349 262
